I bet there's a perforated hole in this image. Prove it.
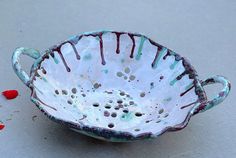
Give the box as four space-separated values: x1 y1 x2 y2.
123 109 129 113
67 100 73 105
135 112 142 117
117 100 123 104
150 82 154 87
71 88 77 94
134 129 140 132
105 104 111 109
93 103 99 107
55 90 59 95
93 83 101 89
129 101 134 105
111 112 117 117
108 123 114 128
120 91 125 96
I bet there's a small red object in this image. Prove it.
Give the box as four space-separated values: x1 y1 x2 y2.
0 124 5 130
2 90 19 100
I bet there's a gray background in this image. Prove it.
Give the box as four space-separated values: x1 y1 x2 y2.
0 0 235 158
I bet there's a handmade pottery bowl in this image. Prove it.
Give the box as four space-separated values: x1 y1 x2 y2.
12 30 231 142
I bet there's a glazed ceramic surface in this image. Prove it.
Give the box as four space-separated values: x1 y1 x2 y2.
12 31 231 142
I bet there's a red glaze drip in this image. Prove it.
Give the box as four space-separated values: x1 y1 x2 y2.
151 46 163 68
180 85 194 97
128 33 135 58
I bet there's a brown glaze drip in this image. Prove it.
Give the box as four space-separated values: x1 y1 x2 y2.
44 55 49 59
50 52 54 58
32 93 57 111
180 85 194 97
67 41 80 60
163 49 172 60
180 100 198 109
83 33 106 65
128 33 135 58
176 70 188 80
149 39 160 47
40 101 57 111
98 33 106 65
52 46 71 72
41 67 47 74
151 46 163 68
78 35 83 41
114 32 123 54
51 39 82 72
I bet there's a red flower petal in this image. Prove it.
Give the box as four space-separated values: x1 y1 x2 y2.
0 124 5 130
2 90 19 100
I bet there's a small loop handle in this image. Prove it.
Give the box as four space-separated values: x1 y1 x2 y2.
12 47 41 87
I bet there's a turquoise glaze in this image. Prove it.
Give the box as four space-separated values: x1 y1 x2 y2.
191 75 231 114
135 36 146 60
12 30 231 142
12 47 41 86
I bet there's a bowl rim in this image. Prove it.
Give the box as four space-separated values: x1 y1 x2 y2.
28 30 208 142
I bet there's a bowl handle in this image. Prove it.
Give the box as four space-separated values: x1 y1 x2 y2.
192 75 231 115
12 47 41 87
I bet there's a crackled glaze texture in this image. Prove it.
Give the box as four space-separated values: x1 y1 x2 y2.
12 31 231 142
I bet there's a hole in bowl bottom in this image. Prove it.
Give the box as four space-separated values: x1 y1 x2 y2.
51 87 175 134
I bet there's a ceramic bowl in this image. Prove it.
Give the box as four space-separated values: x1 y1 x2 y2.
12 30 231 142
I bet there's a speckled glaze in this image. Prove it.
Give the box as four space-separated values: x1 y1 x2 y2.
12 30 231 142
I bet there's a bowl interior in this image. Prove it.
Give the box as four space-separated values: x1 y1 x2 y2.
31 31 200 136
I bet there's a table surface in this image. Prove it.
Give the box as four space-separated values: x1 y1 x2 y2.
0 0 235 158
